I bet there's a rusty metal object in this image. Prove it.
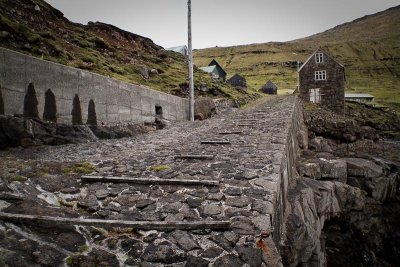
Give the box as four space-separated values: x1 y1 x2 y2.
256 231 271 253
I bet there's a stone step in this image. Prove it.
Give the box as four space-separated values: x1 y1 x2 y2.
201 140 231 145
226 124 254 127
81 176 220 186
174 155 215 160
218 131 243 135
0 212 230 230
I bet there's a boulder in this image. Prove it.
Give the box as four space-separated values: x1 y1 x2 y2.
344 158 384 178
298 162 321 179
138 66 149 79
194 97 217 119
319 158 347 182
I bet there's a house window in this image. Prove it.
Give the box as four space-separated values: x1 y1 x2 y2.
315 53 323 63
315 70 326 81
309 88 321 103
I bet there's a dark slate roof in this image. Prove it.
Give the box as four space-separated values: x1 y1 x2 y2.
208 59 227 77
227 74 244 81
262 80 277 90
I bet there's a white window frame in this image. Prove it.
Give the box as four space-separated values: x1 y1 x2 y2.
315 70 326 81
309 88 321 104
315 53 323 63
211 73 219 79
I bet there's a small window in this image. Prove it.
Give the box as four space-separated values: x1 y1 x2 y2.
155 105 163 116
315 53 323 63
211 73 219 79
315 70 326 81
309 88 321 103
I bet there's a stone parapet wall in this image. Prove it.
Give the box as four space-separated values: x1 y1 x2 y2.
0 47 189 125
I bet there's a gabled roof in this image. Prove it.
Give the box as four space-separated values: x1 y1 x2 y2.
208 59 227 76
262 80 277 89
199 65 217 73
166 45 187 53
298 48 344 72
228 73 244 80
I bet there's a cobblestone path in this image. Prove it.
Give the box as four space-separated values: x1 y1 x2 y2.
0 96 297 267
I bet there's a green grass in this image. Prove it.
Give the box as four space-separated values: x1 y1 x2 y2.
62 162 96 174
6 175 27 183
0 0 248 101
150 165 171 172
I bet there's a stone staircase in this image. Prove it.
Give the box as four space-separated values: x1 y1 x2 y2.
0 96 299 266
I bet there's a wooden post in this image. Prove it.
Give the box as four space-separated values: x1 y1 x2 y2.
188 0 194 121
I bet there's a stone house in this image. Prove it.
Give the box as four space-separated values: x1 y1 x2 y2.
200 59 227 82
298 48 345 113
261 80 278 94
227 74 247 89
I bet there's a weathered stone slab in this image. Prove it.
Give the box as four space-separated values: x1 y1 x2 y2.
81 176 219 186
0 212 230 230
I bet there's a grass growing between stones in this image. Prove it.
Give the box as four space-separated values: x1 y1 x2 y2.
150 165 171 172
62 162 96 175
6 175 27 183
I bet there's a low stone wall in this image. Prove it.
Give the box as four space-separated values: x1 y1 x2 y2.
271 97 306 249
0 47 189 125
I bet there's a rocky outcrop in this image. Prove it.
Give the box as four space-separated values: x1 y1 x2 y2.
194 97 217 119
0 115 97 149
0 115 155 150
284 102 400 267
283 179 365 266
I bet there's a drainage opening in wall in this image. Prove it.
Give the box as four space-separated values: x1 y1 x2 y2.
87 99 97 126
72 94 82 125
43 89 57 122
155 106 163 117
24 83 39 118
0 86 4 115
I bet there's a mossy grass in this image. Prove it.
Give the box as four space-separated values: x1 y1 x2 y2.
150 165 171 172
62 162 96 174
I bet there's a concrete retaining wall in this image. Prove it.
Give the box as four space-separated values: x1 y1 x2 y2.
0 47 189 125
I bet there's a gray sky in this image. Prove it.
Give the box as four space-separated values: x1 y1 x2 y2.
44 0 400 49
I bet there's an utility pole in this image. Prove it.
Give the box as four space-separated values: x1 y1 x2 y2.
188 0 194 121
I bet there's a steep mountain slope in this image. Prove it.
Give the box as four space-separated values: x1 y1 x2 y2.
194 5 400 110
0 0 244 99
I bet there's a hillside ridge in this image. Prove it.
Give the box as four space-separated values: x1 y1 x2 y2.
0 0 242 100
194 5 400 111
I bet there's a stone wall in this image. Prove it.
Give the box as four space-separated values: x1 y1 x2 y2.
0 47 189 125
272 97 306 249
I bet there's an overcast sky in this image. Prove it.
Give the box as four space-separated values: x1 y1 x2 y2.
44 0 400 49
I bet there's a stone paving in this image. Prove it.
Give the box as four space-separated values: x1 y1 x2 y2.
0 95 299 266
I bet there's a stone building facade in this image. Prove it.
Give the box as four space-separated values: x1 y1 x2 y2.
298 48 345 113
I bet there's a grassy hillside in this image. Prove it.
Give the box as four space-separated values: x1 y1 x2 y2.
194 6 400 110
0 0 249 100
